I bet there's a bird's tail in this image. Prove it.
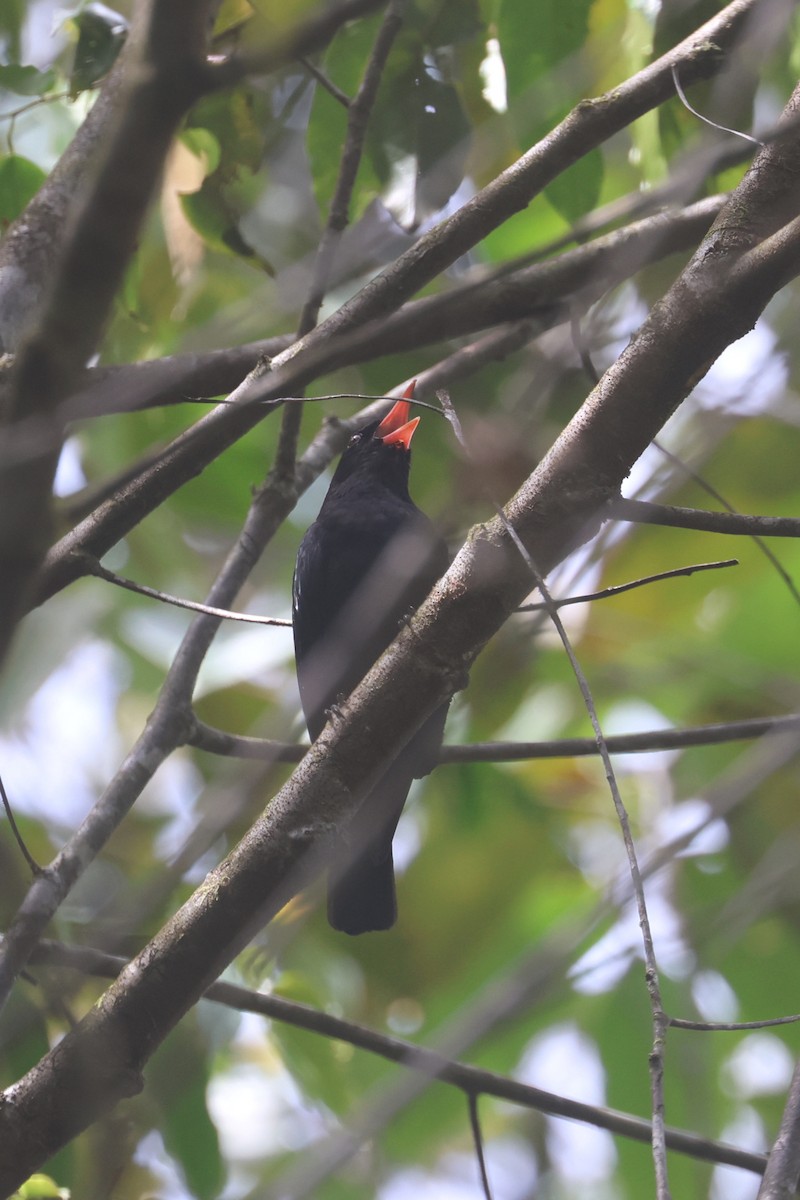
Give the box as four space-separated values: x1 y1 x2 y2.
327 846 396 935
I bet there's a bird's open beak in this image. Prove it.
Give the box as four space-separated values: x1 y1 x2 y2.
375 380 420 449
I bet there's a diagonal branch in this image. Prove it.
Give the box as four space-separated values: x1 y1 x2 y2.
0 0 393 671
27 937 767 1178
756 1058 800 1199
29 0 762 602
3 62 800 1184
0 0 218 666
59 193 724 423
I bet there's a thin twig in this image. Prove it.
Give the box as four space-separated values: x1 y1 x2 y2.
0 773 40 874
653 441 800 605
84 556 292 626
467 1092 494 1200
298 55 350 108
24 936 768 1178
188 711 800 763
440 386 672 1200
518 557 738 611
612 498 800 538
298 0 406 335
670 1013 800 1032
671 62 763 147
276 0 406 480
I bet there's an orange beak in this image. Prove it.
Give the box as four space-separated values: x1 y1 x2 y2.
375 380 420 449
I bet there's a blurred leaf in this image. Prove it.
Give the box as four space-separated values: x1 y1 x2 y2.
368 44 472 228
147 1021 224 1200
188 87 266 178
250 0 323 30
212 0 255 40
497 0 594 143
15 1174 70 1199
182 86 275 267
0 155 46 227
0 64 56 95
412 69 471 224
180 127 222 178
0 0 26 60
545 145 603 224
0 990 50 1090
270 975 353 1112
416 0 485 48
181 186 263 261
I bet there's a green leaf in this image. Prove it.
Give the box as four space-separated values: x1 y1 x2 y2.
413 69 472 224
212 0 255 39
15 1174 69 1199
181 86 274 266
147 1021 224 1200
0 65 56 95
181 186 262 263
544 145 603 224
366 44 472 228
0 0 26 60
0 155 46 227
416 0 485 48
179 127 222 178
497 0 594 143
498 0 594 97
306 13 381 215
188 86 266 179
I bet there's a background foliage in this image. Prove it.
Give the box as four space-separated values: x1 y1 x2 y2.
1 1 800 1197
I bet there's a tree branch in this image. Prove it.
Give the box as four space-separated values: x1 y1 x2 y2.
613 498 800 538
187 711 800 763
756 1057 800 1199
26 937 768 1179
31 0 759 601
4 58 800 1179
37 191 724 600
0 0 218 666
58 192 723 425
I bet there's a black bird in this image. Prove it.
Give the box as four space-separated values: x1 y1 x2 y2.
293 383 448 934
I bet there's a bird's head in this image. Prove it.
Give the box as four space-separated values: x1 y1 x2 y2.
331 381 420 494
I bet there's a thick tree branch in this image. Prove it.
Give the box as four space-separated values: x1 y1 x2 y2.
0 0 393 669
53 192 723 425
61 335 292 419
3 61 800 1180
30 0 761 601
42 193 720 552
0 0 217 667
756 1058 800 1199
